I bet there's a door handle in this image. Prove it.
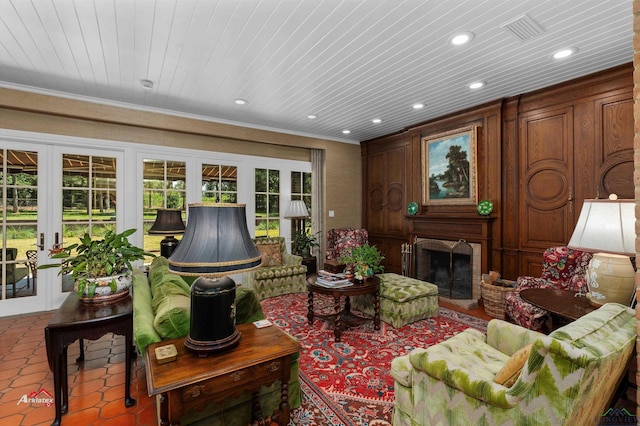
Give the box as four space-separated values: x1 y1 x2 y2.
38 233 45 251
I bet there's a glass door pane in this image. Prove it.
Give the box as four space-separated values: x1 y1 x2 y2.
0 148 45 315
60 154 118 295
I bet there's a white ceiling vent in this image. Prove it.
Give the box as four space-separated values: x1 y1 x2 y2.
501 14 545 41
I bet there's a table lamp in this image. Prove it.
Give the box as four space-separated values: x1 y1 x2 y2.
148 208 186 258
168 203 262 355
567 196 636 307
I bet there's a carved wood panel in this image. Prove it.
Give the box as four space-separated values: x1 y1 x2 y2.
596 96 634 199
519 107 574 249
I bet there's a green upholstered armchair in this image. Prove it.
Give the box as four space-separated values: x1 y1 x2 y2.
241 236 307 300
391 303 635 426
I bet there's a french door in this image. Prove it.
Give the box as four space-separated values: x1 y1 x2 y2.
0 134 123 317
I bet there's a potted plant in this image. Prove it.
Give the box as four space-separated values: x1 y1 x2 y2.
339 244 385 281
40 228 153 303
291 228 320 258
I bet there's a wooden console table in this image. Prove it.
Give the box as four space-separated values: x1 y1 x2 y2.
45 292 135 426
145 323 300 425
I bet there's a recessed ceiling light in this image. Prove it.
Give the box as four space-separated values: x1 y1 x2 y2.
469 81 486 90
552 48 577 60
307 114 318 119
234 99 248 105
140 79 154 90
450 32 475 46
372 118 382 124
342 129 351 134
413 103 425 110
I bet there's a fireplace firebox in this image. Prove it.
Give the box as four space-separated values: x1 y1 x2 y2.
412 238 473 299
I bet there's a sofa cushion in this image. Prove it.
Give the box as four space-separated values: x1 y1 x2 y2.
132 269 161 353
493 343 532 387
378 273 438 302
257 243 283 266
152 282 191 339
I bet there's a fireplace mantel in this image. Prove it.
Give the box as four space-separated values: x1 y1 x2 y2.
408 213 493 275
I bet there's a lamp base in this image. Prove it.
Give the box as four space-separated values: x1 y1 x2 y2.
185 276 240 357
160 236 179 258
586 253 635 307
184 329 241 357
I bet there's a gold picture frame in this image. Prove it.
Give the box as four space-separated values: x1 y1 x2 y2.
421 126 478 206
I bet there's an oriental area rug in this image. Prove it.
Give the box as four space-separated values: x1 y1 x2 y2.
260 293 488 425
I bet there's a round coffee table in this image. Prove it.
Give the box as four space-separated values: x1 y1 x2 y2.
306 274 380 342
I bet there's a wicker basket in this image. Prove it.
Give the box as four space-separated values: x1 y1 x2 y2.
480 276 516 320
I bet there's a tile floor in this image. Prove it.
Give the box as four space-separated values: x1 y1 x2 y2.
0 302 632 425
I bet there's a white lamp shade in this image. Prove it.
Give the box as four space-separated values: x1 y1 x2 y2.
284 200 309 219
567 199 635 256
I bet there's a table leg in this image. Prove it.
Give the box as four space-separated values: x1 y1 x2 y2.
158 394 170 426
124 328 136 407
307 291 314 324
251 390 263 422
373 290 380 330
51 351 62 426
334 296 342 342
76 338 84 362
279 379 290 425
61 346 68 414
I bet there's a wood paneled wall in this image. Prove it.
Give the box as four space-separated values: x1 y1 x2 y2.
362 63 634 279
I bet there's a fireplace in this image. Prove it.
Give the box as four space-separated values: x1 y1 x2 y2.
406 213 492 305
413 238 473 299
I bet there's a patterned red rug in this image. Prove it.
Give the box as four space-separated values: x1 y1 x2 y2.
260 293 487 425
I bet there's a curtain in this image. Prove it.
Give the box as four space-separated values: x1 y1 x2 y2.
311 149 324 266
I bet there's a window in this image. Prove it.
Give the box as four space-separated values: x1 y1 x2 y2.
62 154 117 239
254 168 279 237
142 159 186 253
202 164 237 203
291 171 312 231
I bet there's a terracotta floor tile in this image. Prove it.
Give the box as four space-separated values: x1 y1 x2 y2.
0 414 26 426
62 406 102 424
20 405 54 425
70 377 106 396
11 371 50 389
101 413 138 426
70 390 103 411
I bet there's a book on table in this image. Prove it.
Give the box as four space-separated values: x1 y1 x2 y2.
316 272 352 288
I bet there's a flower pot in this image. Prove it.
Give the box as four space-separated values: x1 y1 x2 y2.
75 270 133 304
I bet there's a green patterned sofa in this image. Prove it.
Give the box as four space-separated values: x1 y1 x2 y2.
241 236 307 300
391 303 635 425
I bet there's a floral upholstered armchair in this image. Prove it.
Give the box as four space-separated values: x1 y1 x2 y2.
391 303 635 425
325 227 368 262
241 236 307 300
504 246 592 331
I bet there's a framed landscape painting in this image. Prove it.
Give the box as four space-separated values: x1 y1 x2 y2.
421 126 478 206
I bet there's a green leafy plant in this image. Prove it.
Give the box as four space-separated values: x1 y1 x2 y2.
291 229 320 257
339 244 385 278
39 228 153 299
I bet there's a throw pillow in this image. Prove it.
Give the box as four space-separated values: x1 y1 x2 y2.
493 343 532 387
258 243 283 266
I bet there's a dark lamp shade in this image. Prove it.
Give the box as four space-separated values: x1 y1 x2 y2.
148 208 186 234
168 203 262 277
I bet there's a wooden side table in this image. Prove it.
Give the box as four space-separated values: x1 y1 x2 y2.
302 256 317 276
519 288 597 331
145 323 300 426
306 274 380 342
45 292 135 426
